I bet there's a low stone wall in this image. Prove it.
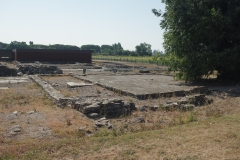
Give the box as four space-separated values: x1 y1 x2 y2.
18 64 63 75
29 75 68 102
138 94 212 112
74 98 136 119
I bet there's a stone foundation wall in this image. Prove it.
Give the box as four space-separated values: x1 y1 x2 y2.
18 64 63 75
29 75 135 119
74 98 135 118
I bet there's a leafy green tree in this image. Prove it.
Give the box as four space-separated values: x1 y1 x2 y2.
101 45 113 52
129 51 138 56
101 45 113 55
135 42 152 56
112 43 124 55
0 42 8 49
5 41 29 49
122 50 131 56
81 45 101 53
153 50 164 56
153 0 240 81
102 48 113 55
49 44 80 50
100 43 130 56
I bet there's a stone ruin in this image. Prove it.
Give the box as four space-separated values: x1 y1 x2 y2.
17 64 63 75
74 98 136 118
29 75 136 128
1 60 213 130
0 63 17 76
0 63 63 76
139 94 212 112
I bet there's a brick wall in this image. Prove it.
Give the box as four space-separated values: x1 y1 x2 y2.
14 49 92 63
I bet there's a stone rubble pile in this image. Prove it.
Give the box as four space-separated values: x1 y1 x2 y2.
18 64 63 75
94 117 113 129
0 64 17 76
138 94 211 112
163 94 210 111
74 98 136 119
6 125 22 137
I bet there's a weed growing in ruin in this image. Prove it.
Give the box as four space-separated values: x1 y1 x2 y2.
28 83 40 89
127 96 133 103
148 95 153 101
116 89 122 96
96 89 101 94
42 93 54 106
75 129 85 139
100 104 108 117
169 111 198 126
94 127 111 137
62 90 71 97
185 111 198 123
66 119 72 126
205 105 223 117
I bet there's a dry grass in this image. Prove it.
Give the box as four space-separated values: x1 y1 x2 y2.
1 110 240 160
1 79 240 159
0 81 93 142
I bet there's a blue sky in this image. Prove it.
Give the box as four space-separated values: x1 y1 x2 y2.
0 0 165 51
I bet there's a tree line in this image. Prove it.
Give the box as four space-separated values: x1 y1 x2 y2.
0 41 155 56
0 41 80 50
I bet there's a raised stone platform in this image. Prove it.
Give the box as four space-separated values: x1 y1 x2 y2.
76 75 207 99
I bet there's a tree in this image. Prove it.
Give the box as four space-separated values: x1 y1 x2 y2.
49 44 80 50
81 45 101 53
153 50 164 55
153 0 240 81
122 50 131 56
101 45 113 55
135 42 152 56
112 43 124 55
101 45 112 52
0 42 8 49
5 41 29 49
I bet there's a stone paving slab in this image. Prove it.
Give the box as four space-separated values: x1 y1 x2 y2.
0 77 28 84
67 82 93 88
0 87 9 89
77 75 205 99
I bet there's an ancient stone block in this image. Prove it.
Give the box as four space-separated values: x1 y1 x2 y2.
83 103 100 114
130 117 145 123
67 82 93 88
87 113 99 118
